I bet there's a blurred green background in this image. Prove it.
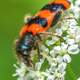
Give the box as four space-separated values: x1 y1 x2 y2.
0 0 80 80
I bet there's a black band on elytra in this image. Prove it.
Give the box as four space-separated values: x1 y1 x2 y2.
41 3 66 12
28 16 48 28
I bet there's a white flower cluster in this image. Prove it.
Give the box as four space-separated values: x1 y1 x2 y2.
13 0 80 80
71 0 80 18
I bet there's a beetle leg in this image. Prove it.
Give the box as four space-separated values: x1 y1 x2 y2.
39 32 60 37
36 42 43 61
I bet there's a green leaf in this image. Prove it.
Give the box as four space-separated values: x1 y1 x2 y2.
66 64 77 80
72 0 76 5
76 17 80 26
33 50 39 64
40 59 50 71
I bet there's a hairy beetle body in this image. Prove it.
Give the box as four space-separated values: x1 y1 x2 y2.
15 0 71 66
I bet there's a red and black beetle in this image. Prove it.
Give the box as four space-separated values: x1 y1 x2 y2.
15 0 71 66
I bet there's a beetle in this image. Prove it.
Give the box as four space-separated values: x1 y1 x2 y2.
15 0 71 66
